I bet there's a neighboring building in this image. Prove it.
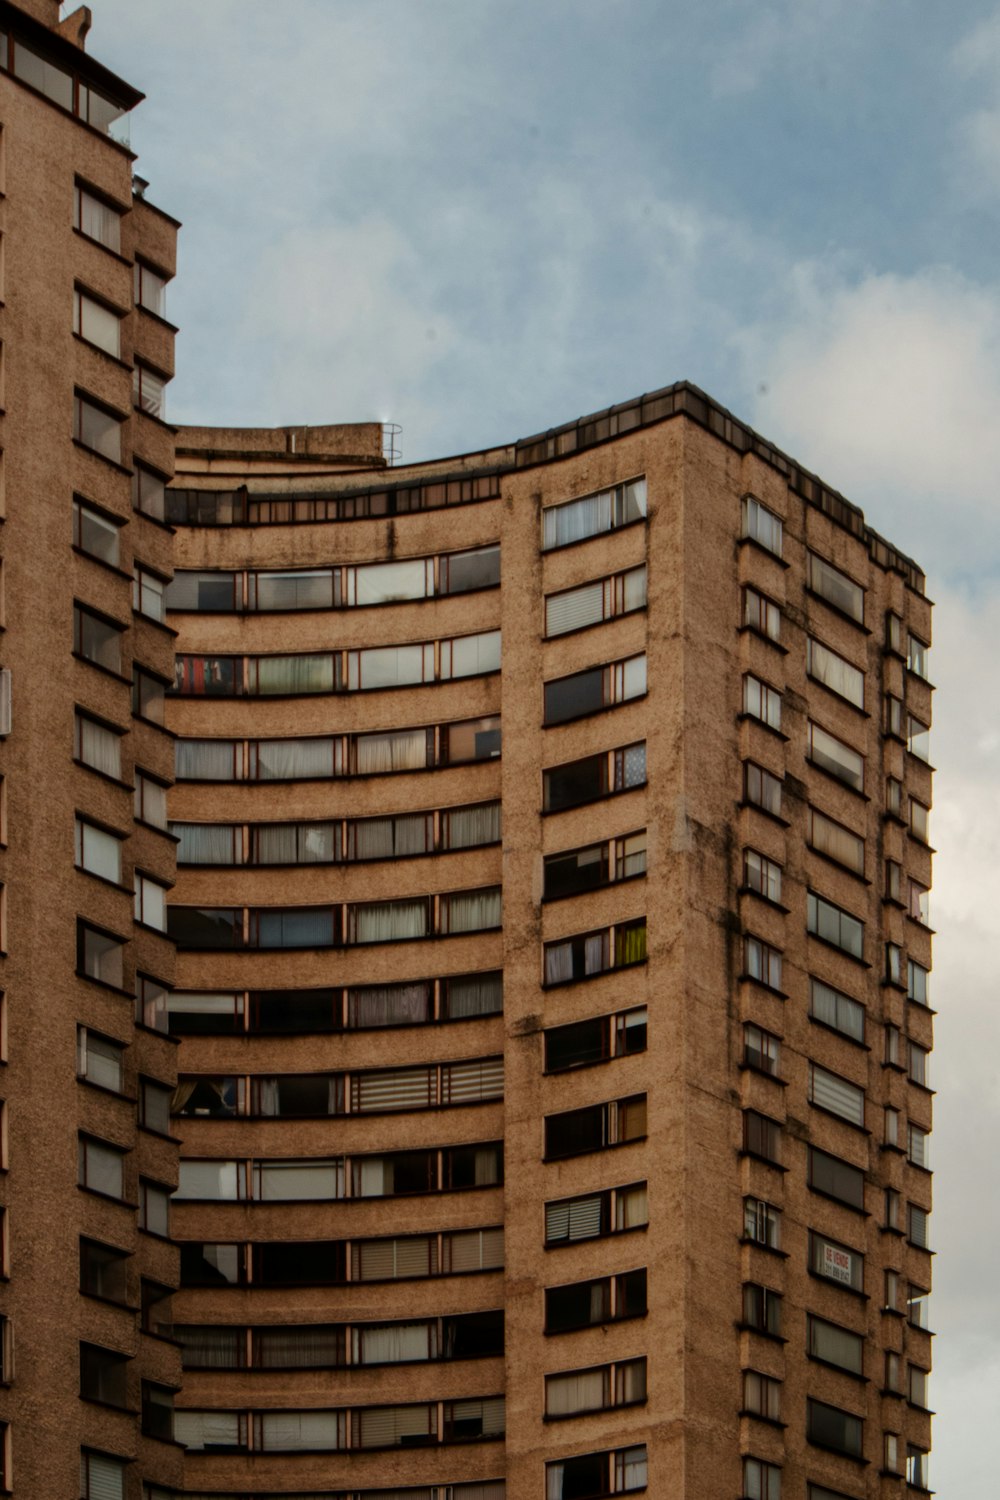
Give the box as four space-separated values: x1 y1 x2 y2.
0 4 934 1499
0 0 182 1496
162 385 934 1500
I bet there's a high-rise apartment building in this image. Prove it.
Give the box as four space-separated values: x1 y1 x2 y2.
0 4 933 1499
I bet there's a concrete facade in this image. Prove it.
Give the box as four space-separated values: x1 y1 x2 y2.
0 3 933 1498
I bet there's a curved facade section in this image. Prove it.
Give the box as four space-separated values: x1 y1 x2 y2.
165 399 932 1500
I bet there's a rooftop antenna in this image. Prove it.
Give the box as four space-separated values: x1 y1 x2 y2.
382 423 401 467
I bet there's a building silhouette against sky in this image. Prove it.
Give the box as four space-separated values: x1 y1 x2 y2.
0 2 934 1497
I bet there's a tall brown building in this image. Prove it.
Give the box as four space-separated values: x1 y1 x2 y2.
0 4 934 1500
160 385 934 1500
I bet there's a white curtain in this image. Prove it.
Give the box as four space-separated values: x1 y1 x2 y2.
808 638 864 707
354 1067 433 1112
176 1160 239 1201
352 899 427 944
78 717 120 777
355 728 427 773
444 888 501 933
358 1321 432 1364
444 1057 503 1103
255 736 337 780
445 630 502 678
173 1409 242 1451
259 1410 342 1452
546 580 604 636
356 1403 433 1448
623 653 647 699
175 738 237 780
175 824 239 865
255 570 334 610
356 643 426 689
617 1183 648 1228
545 1367 606 1417
623 564 647 610
447 1227 504 1272
354 558 428 604
351 817 395 860
542 489 613 549
354 1157 388 1198
256 1326 342 1368
545 941 572 985
445 803 500 848
255 1159 343 1201
253 653 335 695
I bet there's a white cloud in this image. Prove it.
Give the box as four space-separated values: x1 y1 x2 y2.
952 11 1000 195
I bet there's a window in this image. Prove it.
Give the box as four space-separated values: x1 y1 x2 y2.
907 1447 930 1489
886 1352 903 1391
743 1370 781 1420
141 1383 174 1442
743 586 781 641
808 808 864 875
133 566 166 621
543 831 646 899
887 1024 903 1068
545 1006 647 1072
907 1124 930 1169
907 714 931 762
134 261 168 317
77 1028 124 1092
907 1284 930 1329
544 1357 646 1417
908 1364 929 1408
885 859 902 902
543 742 646 811
541 478 647 550
807 721 863 791
741 495 782 556
134 874 167 932
908 1042 929 1087
743 674 782 730
909 880 931 926
809 977 864 1043
545 1444 648 1497
743 1457 781 1499
808 1315 863 1374
133 670 166 724
742 1284 781 1336
885 693 903 737
545 1182 648 1245
886 775 903 816
73 605 122 673
886 942 902 985
543 919 647 985
909 798 930 843
545 1095 646 1160
907 960 929 1005
884 1433 900 1473
744 848 782 902
133 463 166 521
744 1197 781 1249
808 553 864 622
545 565 646 637
884 1107 899 1146
744 762 782 817
808 1148 865 1210
885 1187 902 1231
78 1136 126 1199
743 1110 781 1164
80 1239 129 1304
884 1269 899 1311
75 818 122 883
140 1080 172 1135
140 1180 170 1237
744 935 782 990
73 394 122 463
908 634 929 679
134 773 168 828
807 638 864 708
72 498 119 564
80 1449 126 1499
80 1342 129 1408
75 186 121 252
810 1230 863 1291
77 922 124 989
743 1025 779 1077
807 1399 863 1458
133 363 166 419
172 1409 246 1453
136 975 169 1034
543 654 646 725
74 289 120 357
808 891 864 960
809 1064 865 1128
75 713 122 779
545 1267 646 1333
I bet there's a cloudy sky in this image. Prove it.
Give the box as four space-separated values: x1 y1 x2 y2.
90 0 998 1488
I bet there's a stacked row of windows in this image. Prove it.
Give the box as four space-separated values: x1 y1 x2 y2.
173 715 501 781
167 886 502 949
167 543 499 611
174 1143 503 1202
174 1054 503 1119
172 628 500 696
740 493 932 1492
172 800 500 866
175 1310 504 1369
91 1464 505 1500
167 970 503 1035
180 1227 504 1287
166 471 502 527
